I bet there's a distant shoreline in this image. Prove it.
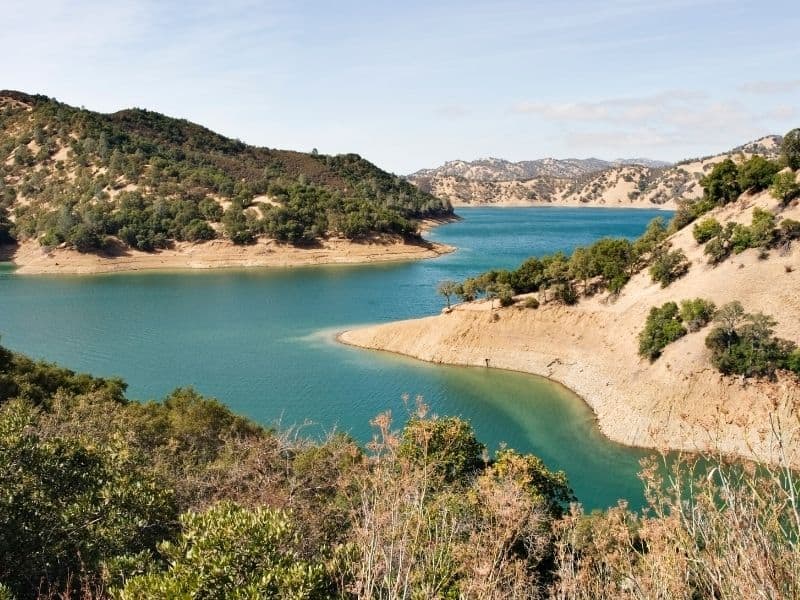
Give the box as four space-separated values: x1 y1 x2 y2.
2 234 455 276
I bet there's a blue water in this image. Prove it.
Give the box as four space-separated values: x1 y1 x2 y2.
0 207 669 510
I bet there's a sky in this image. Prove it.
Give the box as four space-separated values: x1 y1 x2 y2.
3 0 799 174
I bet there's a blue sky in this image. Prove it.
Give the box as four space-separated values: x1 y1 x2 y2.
3 0 799 173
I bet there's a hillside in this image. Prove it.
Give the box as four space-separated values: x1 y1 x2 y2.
341 165 800 465
0 91 453 272
408 136 781 209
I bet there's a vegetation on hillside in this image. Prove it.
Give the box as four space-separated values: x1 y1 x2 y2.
1 341 799 598
0 91 451 253
636 299 800 378
435 129 799 313
672 130 799 230
438 215 686 309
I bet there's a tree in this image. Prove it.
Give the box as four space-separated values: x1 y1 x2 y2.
737 156 781 192
569 246 593 293
705 308 796 378
638 302 687 361
632 217 668 260
701 159 741 206
437 280 459 309
748 207 777 249
770 171 800 205
649 248 690 287
458 278 480 302
781 128 800 170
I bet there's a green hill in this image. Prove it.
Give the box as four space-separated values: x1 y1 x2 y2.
0 91 451 252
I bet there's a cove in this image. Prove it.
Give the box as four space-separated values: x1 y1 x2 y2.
0 207 670 510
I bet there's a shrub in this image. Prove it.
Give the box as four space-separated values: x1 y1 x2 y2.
787 349 800 375
679 298 717 332
749 207 777 248
693 218 723 244
704 236 729 264
398 416 485 484
0 401 177 597
552 282 578 305
638 302 687 361
781 218 800 241
649 248 690 287
181 218 216 242
524 297 540 309
116 502 330 599
770 171 800 204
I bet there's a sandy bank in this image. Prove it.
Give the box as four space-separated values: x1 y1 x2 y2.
4 235 454 275
340 193 800 465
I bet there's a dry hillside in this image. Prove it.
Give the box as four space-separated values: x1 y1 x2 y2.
410 136 782 209
341 180 800 464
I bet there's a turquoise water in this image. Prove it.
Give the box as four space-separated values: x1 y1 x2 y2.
0 207 669 510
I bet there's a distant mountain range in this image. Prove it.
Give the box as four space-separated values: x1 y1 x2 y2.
409 156 672 182
407 137 782 209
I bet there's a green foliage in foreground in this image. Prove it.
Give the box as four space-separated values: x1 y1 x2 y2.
116 503 330 600
0 340 575 599
1 340 800 598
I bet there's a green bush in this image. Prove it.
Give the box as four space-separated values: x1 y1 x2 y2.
0 401 177 598
649 248 690 287
704 236 728 264
398 416 485 484
701 159 741 206
780 218 800 241
116 502 330 600
770 171 800 205
553 282 578 305
679 298 716 332
638 302 687 361
737 156 781 192
524 297 540 309
787 349 800 376
705 302 797 378
693 218 722 244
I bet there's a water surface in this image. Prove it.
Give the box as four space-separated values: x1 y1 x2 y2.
0 207 669 510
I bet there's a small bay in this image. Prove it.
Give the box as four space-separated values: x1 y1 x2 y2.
0 207 669 510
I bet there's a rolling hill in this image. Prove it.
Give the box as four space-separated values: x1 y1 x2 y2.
0 90 452 263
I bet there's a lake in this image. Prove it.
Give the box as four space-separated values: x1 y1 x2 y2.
0 207 670 510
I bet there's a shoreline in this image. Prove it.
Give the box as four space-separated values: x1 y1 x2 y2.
336 216 800 467
450 201 674 211
335 329 662 456
1 235 455 276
